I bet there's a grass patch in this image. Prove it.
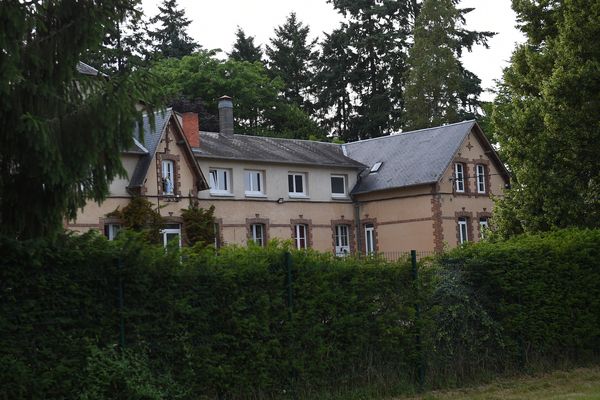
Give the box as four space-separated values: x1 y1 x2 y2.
399 367 600 400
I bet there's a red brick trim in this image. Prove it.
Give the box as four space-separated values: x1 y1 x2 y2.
361 217 379 254
290 218 313 249
330 217 355 255
453 157 472 196
472 159 491 197
431 193 444 253
455 211 474 244
246 216 270 246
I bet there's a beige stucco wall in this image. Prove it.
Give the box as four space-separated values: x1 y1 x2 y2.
436 128 507 248
196 158 360 203
67 119 201 233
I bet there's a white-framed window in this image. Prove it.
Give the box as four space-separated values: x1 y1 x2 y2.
250 223 265 247
288 173 306 197
365 223 375 255
330 175 347 198
370 161 383 173
455 163 465 192
162 159 175 195
479 217 489 239
209 168 231 195
476 164 486 193
104 223 121 241
244 170 264 196
334 224 350 256
458 217 469 244
293 224 307 249
161 223 181 248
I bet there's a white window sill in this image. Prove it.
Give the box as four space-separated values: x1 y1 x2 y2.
245 192 267 198
288 193 308 199
210 191 234 197
331 194 348 200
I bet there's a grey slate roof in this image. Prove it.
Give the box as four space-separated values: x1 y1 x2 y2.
195 132 365 169
344 120 479 194
128 109 172 189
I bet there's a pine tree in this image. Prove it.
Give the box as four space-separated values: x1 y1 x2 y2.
326 0 418 140
492 0 600 235
84 2 152 73
150 0 198 59
229 27 263 63
266 12 318 112
404 0 492 131
314 27 355 140
0 1 160 238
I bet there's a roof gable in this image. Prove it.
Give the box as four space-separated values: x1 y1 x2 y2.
128 110 208 193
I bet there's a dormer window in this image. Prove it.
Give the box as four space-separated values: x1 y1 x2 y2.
162 160 175 195
370 162 383 173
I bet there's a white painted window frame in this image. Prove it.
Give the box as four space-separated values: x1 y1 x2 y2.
162 159 175 195
330 175 347 198
479 217 489 239
294 224 307 249
335 224 350 256
244 170 264 196
455 163 465 192
161 224 181 248
209 168 231 195
365 224 375 255
288 172 307 197
458 217 469 244
476 164 486 193
251 223 265 247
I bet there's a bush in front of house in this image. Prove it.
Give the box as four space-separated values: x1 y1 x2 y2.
1 228 599 399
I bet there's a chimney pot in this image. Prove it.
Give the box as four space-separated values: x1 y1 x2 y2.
218 95 234 136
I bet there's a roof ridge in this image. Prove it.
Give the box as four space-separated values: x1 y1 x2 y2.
198 130 339 146
344 120 476 146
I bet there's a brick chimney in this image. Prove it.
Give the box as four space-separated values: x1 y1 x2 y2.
218 95 234 136
180 112 200 148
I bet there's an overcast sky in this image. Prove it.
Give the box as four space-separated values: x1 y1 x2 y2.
142 0 525 101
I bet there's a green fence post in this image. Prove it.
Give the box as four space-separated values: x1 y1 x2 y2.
411 250 424 391
118 257 125 349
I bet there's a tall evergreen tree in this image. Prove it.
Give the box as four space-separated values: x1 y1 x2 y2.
266 12 319 112
314 27 355 140
229 27 263 63
326 0 418 140
84 2 152 73
492 0 600 236
404 0 492 131
0 1 160 238
150 0 198 59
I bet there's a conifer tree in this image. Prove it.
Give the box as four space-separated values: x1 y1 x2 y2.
266 12 318 112
150 0 198 59
229 27 263 63
404 0 492 131
492 0 600 235
0 1 160 238
84 2 152 73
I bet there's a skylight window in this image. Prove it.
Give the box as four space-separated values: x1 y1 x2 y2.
370 162 383 173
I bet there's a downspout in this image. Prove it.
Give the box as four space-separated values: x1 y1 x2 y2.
354 200 362 256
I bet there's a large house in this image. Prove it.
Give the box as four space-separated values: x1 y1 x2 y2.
67 96 509 254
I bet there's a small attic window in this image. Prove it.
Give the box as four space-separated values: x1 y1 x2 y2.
370 162 383 173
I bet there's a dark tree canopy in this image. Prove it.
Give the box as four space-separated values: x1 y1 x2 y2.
404 0 493 131
150 0 198 59
229 27 263 63
152 51 324 139
266 12 319 113
83 1 152 73
0 1 160 239
492 0 600 236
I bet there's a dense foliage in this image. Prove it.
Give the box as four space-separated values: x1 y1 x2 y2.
1 229 599 398
181 202 216 246
492 0 600 235
149 0 198 59
404 0 492 130
0 1 160 239
229 27 263 63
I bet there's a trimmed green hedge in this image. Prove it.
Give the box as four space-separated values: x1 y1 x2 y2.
1 228 599 399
